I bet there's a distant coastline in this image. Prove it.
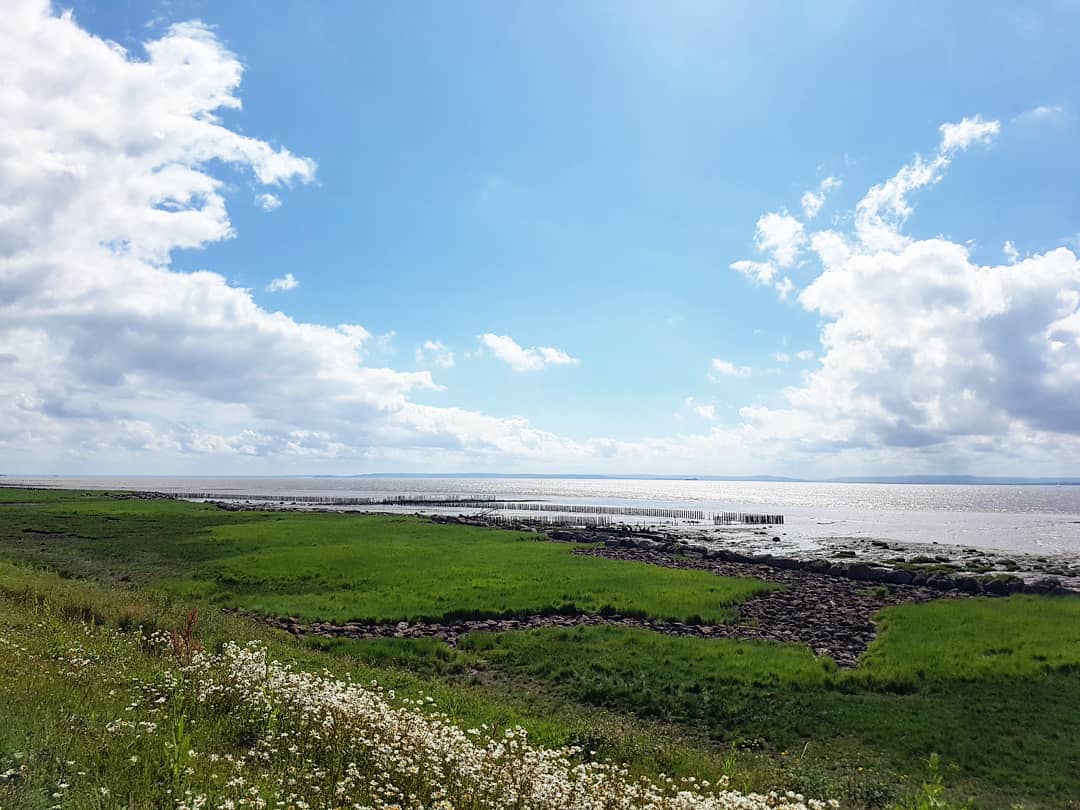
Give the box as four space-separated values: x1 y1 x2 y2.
6 472 1080 486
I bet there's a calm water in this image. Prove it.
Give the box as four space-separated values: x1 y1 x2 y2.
7 476 1080 557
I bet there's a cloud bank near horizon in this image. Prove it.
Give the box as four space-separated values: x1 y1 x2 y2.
2 3 1079 477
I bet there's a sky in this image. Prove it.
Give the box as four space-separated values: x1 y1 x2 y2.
2 0 1080 478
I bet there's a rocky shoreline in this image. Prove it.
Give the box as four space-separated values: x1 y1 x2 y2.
73 488 1080 590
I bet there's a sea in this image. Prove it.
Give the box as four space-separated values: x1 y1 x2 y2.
6 475 1080 559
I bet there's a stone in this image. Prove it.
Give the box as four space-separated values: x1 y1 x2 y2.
984 578 1010 596
846 563 888 582
883 568 914 585
954 576 983 594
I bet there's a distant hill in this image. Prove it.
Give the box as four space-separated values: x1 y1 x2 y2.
824 475 1080 486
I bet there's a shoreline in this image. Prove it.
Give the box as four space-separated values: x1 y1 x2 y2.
191 490 1080 592
5 484 1080 590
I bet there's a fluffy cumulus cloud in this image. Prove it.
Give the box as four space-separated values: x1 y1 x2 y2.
478 334 580 372
0 3 590 472
728 115 1080 472
731 211 811 299
5 4 1079 477
754 212 805 268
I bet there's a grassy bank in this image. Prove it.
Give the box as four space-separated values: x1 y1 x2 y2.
2 488 1079 808
0 562 801 809
457 601 1080 806
0 489 770 624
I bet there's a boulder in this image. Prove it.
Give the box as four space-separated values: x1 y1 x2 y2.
1025 577 1063 595
882 568 914 585
846 563 888 582
983 578 1009 596
925 574 956 591
954 576 983 594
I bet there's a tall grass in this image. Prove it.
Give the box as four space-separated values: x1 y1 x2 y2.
0 566 832 810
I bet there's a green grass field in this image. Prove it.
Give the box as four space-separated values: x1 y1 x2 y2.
179 515 773 623
0 489 771 624
2 488 1079 808
458 605 1080 806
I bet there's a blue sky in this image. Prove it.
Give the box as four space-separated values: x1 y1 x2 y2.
2 1 1080 475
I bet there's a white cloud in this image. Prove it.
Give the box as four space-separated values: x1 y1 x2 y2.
795 350 814 361
729 115 1080 464
772 352 790 363
754 212 806 267
0 2 599 472
852 116 999 253
415 340 455 369
808 230 850 270
255 192 282 211
684 397 716 420
478 333 580 372
266 273 299 292
800 176 841 219
710 359 752 378
730 259 777 285
5 3 1078 478
1014 104 1065 124
774 276 795 300
938 115 1000 152
1003 240 1019 264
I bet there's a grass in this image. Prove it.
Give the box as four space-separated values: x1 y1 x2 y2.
455 598 1080 808
858 595 1080 682
0 490 771 624
179 515 772 623
0 561 787 808
2 488 1080 808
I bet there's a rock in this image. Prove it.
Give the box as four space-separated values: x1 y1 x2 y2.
925 574 956 591
768 556 802 571
883 568 915 585
954 576 983 594
846 563 888 582
1025 577 1063 595
549 530 581 542
984 578 1010 596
